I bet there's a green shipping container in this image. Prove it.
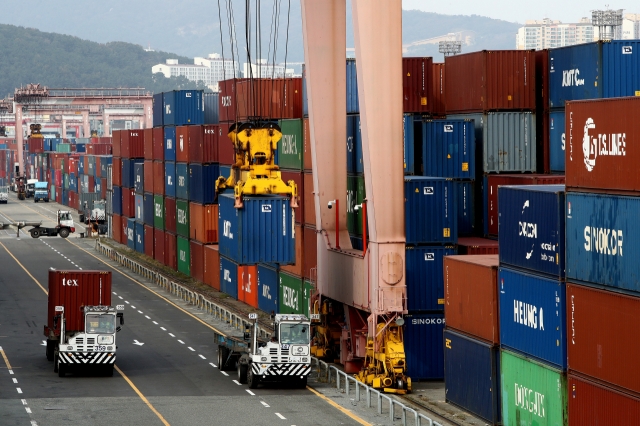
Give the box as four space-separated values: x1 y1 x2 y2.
501 350 568 426
154 195 165 230
277 119 304 170
50 185 56 202
63 173 69 190
279 271 304 314
303 280 314 317
176 199 189 238
177 236 190 276
347 174 366 236
56 143 72 153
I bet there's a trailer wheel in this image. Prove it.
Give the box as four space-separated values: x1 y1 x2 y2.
30 229 40 239
59 228 70 239
46 340 55 361
238 363 248 384
218 346 230 370
248 367 260 389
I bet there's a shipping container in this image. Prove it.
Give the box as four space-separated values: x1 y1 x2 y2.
144 224 154 258
280 170 304 224
258 264 279 314
220 255 239 299
112 157 122 187
177 236 190 275
204 244 221 290
346 58 359 114
121 158 135 188
278 119 304 170
402 57 434 114
188 163 219 205
485 174 565 236
236 78 303 120
112 186 122 216
422 119 475 179
153 161 164 195
151 127 164 162
126 218 136 249
548 42 602 108
445 50 536 113
498 185 565 277
175 125 191 163
175 162 189 200
238 264 258 308
164 197 177 234
404 177 457 245
444 329 501 424
218 193 295 265
278 271 305 315
204 92 219 125
303 226 317 280
406 245 457 312
163 90 204 126
112 214 123 244
303 118 312 172
165 232 177 269
164 126 176 162
153 195 164 230
549 109 565 173
403 113 420 175
432 63 446 116
499 267 567 369
135 194 144 223
127 130 144 159
346 174 366 237
403 313 445 380
191 124 219 163
453 180 476 237
303 172 315 226
134 162 144 194
143 193 154 226
144 128 153 160
176 199 189 238
346 115 363 174
219 78 246 122
302 64 308 117
189 202 218 244
122 188 135 218
153 93 163 127
500 350 568 426
565 97 640 192
143 160 153 194
280 223 304 277
135 222 144 253
190 240 204 283
164 161 176 198
457 237 499 255
566 192 640 292
154 228 165 264
568 373 640 426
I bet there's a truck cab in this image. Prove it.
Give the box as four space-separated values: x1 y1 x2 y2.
0 185 7 203
26 178 38 198
33 181 49 202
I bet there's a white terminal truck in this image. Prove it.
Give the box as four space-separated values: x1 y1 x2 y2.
215 314 312 389
0 185 8 203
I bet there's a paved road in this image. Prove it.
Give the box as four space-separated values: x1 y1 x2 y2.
0 194 369 426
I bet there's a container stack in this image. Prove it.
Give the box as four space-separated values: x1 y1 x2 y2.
564 96 640 423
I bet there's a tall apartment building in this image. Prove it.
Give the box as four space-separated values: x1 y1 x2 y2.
516 18 596 50
622 14 640 39
152 53 239 91
242 59 294 79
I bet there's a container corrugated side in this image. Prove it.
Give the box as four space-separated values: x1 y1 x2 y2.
403 313 445 380
444 329 501 424
422 120 475 179
164 232 177 269
402 57 433 114
278 271 304 314
346 174 366 237
153 161 164 196
220 255 239 299
135 221 144 253
143 193 154 226
484 112 536 173
176 199 189 238
164 126 176 162
144 224 154 258
152 127 164 162
176 236 190 276
175 163 189 201
280 170 304 224
453 180 475 237
188 163 219 205
164 197 177 234
163 90 204 126
238 265 258 308
498 185 565 278
346 115 363 174
190 240 204 283
153 228 165 264
164 161 176 198
152 93 163 127
280 223 303 277
189 202 218 244
549 109 565 172
406 245 457 312
566 192 640 292
204 92 219 125
548 42 602 108
457 237 499 255
258 264 279 314
403 114 420 175
204 245 220 290
404 177 457 245
278 119 304 170
499 267 567 369
602 40 640 98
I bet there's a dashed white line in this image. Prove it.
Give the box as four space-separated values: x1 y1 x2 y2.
232 380 241 385
246 390 255 396
160 327 166 331
16 388 22 394
209 362 217 368
145 315 150 319
125 301 130 304
198 354 206 359
261 401 270 408
188 347 195 352
25 407 32 414
275 413 286 420
8 370 13 375
118 296 123 299
113 292 117 295
152 321 158 325
21 399 27 405
178 340 185 344
31 421 38 426
169 333 175 337
131 306 136 309
78 268 82 270
220 371 229 376
138 310 143 314
12 378 17 383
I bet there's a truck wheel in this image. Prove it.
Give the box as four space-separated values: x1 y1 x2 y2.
46 340 55 361
54 352 60 373
218 346 229 370
30 230 40 239
59 228 70 238
45 199 49 203
248 367 260 389
34 199 38 203
297 376 308 389
238 363 248 384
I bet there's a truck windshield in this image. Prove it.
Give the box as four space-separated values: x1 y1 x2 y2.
59 212 71 221
280 323 309 345
86 314 115 334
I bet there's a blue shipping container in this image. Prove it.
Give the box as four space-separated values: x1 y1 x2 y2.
404 313 445 380
135 222 144 253
257 264 279 314
405 245 457 312
219 255 239 299
69 173 78 192
75 143 86 153
121 158 135 189
219 165 231 179
143 193 154 226
346 59 359 114
405 177 457 245
549 110 566 172
403 114 419 175
135 194 144 223
100 157 112 179
602 40 640 98
175 163 189 200
127 218 136 250
134 162 144 194
498 185 565 278
218 193 295 265
498 267 567 370
78 156 85 175
566 192 640 293
153 93 164 128
453 180 475 237
444 329 501 425
549 42 602 108
189 163 219 205
164 126 176 162
422 119 475 179
346 115 363 174
350 234 363 251
164 161 176 198
163 90 204 126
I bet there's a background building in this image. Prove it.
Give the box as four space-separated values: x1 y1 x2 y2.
242 59 295 79
152 53 239 91
516 18 596 50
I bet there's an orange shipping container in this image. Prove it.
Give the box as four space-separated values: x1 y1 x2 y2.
112 157 122 187
175 126 191 163
281 223 304 276
112 214 123 244
238 264 258 308
236 78 303 120
189 203 218 244
143 160 154 194
204 244 221 290
112 130 122 157
190 240 205 283
303 172 315 226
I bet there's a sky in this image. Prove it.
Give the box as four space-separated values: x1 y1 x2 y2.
402 0 637 24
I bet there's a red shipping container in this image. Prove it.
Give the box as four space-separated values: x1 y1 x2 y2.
54 170 63 187
154 228 165 264
486 174 565 236
238 264 258 308
236 78 303 120
303 226 317 280
568 373 640 426
113 131 123 156
535 49 549 113
95 156 102 177
190 240 205 283
192 125 219 164
445 50 536 113
130 129 144 159
152 161 164 195
88 176 95 193
100 178 106 200
112 157 122 187
112 214 122 244
281 223 304 277
189 203 218 244
152 127 164 161
29 138 44 153
303 118 312 171
122 188 135 218
219 78 246 122
164 197 177 234
432 63 446 117
457 237 499 255
144 224 154 258
143 160 154 194
303 172 315 226
46 270 112 335
567 283 640 395
176 126 191 163
119 130 129 158
402 57 434 114
164 231 177 269
566 97 640 193
218 122 234 165
280 170 304 224
204 244 221 290
444 255 500 344
144 128 153 160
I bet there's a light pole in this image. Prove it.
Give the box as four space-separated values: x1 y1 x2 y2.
592 8 624 40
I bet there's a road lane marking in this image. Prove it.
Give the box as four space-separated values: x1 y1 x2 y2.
118 296 123 299
12 378 17 383
25 407 31 414
188 347 195 352
261 401 270 408
138 310 143 314
0 346 13 370
21 400 27 405
178 340 185 344
17 388 22 394
232 380 241 385
199 354 206 359
169 333 175 337
220 371 229 376
246 390 255 396
114 365 170 426
153 321 158 325
305 386 371 426
0 243 48 294
145 316 150 319
275 413 286 420
209 363 217 368
160 327 166 331
131 306 136 309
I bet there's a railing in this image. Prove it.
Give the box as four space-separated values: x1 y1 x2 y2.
311 358 444 426
94 240 271 339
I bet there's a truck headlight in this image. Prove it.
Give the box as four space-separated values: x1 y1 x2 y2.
261 357 267 362
98 335 114 344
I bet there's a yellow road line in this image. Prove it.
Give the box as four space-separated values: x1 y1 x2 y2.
0 347 13 370
0 242 49 295
115 365 170 426
306 385 372 426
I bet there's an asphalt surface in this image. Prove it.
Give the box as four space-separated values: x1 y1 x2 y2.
0 194 372 426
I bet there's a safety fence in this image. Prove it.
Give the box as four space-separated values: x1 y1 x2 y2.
95 240 271 339
311 358 443 426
